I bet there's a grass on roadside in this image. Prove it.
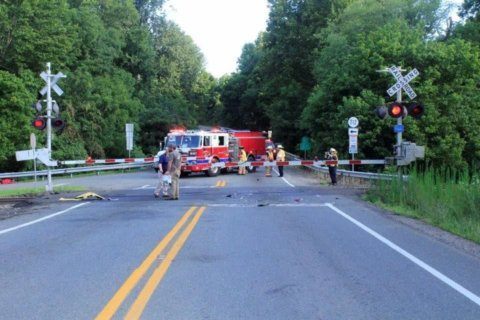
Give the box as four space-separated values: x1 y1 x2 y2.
365 167 480 244
0 185 86 198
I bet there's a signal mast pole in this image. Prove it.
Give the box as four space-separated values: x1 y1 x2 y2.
376 66 406 159
46 62 53 193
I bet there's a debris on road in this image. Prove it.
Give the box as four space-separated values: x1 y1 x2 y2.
60 192 106 201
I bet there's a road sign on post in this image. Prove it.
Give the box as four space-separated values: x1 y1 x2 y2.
300 136 312 159
126 123 134 157
348 117 359 128
348 121 359 171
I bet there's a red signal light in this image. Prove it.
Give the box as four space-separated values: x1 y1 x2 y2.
388 102 405 118
407 102 424 119
32 117 46 130
52 118 66 130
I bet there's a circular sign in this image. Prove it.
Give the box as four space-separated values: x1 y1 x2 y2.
348 117 359 128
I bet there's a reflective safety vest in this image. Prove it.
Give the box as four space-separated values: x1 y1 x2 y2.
239 149 247 162
276 149 285 161
267 150 274 161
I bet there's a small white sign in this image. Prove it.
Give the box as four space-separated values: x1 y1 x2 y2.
348 117 359 128
30 133 36 150
349 134 358 154
126 123 134 151
348 128 358 136
16 149 36 161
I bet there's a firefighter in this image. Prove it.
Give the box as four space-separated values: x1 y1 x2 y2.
238 146 247 175
276 144 286 177
265 145 274 177
326 148 338 185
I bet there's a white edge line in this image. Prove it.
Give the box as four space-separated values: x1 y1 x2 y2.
0 202 90 236
325 203 480 307
272 168 295 188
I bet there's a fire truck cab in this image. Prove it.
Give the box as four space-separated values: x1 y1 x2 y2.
164 128 273 176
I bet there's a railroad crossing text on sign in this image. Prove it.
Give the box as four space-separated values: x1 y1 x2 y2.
386 67 419 99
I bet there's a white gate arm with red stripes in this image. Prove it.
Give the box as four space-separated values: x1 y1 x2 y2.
61 157 157 165
212 159 386 168
61 157 386 167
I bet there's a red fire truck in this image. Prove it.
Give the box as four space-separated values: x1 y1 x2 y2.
163 127 273 176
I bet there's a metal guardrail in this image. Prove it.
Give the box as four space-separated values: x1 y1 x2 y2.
1 153 404 182
285 152 405 181
0 163 149 180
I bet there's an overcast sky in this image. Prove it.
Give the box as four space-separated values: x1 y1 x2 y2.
164 0 269 78
165 0 464 79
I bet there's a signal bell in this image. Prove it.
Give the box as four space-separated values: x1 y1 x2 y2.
32 117 46 130
375 106 388 119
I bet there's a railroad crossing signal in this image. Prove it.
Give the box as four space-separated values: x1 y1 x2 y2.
375 101 424 120
375 65 425 166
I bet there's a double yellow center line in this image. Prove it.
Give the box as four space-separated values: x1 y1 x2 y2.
95 206 206 320
215 180 227 187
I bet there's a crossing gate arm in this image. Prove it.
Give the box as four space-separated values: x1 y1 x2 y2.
210 159 386 168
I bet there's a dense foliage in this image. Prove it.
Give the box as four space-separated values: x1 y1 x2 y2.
0 0 217 171
1 0 479 172
218 0 480 168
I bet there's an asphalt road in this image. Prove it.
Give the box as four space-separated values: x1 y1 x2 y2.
1 167 480 319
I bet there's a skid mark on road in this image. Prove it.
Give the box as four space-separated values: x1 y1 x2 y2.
0 202 90 236
326 203 480 308
207 203 328 208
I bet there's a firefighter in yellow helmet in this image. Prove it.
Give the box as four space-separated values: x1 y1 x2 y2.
265 145 274 177
276 144 286 177
238 146 247 175
325 147 338 185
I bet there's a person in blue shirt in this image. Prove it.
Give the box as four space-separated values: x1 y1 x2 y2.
154 151 170 198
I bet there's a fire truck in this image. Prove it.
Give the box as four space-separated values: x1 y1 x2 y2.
163 127 274 176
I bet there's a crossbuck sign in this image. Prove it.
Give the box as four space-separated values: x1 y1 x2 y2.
39 71 66 96
386 66 419 100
